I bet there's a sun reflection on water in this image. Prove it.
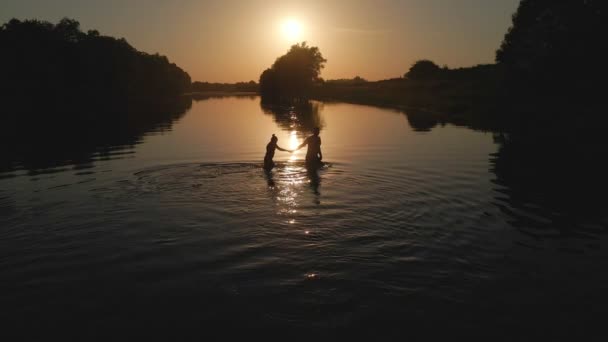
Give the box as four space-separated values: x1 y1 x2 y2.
288 130 300 162
264 128 323 242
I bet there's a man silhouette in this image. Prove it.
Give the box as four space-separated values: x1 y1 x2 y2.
296 127 323 168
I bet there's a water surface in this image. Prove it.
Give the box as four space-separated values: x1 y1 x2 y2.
2 96 607 340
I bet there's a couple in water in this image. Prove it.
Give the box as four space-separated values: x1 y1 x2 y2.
264 127 323 170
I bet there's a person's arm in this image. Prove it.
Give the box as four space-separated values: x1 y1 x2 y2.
295 137 309 151
318 137 322 160
276 145 290 152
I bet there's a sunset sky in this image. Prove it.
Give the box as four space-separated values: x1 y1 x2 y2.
1 0 519 82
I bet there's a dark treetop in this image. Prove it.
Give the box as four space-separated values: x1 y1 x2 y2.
0 18 191 112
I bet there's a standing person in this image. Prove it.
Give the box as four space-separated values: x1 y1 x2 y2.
295 127 323 168
264 134 291 170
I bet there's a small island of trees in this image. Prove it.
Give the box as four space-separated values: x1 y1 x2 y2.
259 42 326 103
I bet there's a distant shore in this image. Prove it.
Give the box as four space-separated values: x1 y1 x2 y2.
186 91 258 97
311 77 504 131
186 86 499 131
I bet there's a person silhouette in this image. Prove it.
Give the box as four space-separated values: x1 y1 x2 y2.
264 134 291 170
295 127 323 168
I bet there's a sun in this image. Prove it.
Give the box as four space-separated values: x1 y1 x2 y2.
281 19 302 41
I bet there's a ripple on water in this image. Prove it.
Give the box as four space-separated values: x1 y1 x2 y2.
5 157 602 332
84 162 513 295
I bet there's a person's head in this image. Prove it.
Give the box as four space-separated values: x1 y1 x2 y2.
270 134 278 143
313 127 320 136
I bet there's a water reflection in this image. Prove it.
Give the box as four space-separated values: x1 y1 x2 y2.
264 162 322 206
306 167 321 196
191 93 257 102
0 97 192 175
260 101 324 137
264 168 276 188
403 108 443 132
398 104 608 236
490 132 608 237
3 97 608 338
263 161 324 245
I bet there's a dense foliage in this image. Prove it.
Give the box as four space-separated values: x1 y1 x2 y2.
404 60 498 82
404 60 443 80
0 18 191 111
496 0 606 100
0 18 193 172
259 42 326 102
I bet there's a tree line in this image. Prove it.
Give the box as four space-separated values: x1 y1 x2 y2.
0 18 191 113
0 18 194 173
191 81 258 93
260 0 606 117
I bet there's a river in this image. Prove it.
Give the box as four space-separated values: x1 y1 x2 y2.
1 96 607 340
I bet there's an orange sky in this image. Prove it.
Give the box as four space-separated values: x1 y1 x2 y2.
1 0 519 82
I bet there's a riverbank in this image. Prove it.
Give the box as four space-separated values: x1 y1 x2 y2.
311 76 505 131
187 91 258 101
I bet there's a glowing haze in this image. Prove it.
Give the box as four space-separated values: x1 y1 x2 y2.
1 0 519 82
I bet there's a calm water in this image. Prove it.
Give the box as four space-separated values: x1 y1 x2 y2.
2 96 608 340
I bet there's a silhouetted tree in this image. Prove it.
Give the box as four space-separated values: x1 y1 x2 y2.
491 1 608 213
404 60 442 80
352 76 366 83
0 18 194 173
0 18 191 114
496 0 606 100
259 42 326 102
259 68 279 99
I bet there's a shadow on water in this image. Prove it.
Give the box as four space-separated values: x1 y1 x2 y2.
260 100 325 137
490 131 608 234
0 96 192 175
400 101 608 232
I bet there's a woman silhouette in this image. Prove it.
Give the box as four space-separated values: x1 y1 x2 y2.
264 134 291 170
